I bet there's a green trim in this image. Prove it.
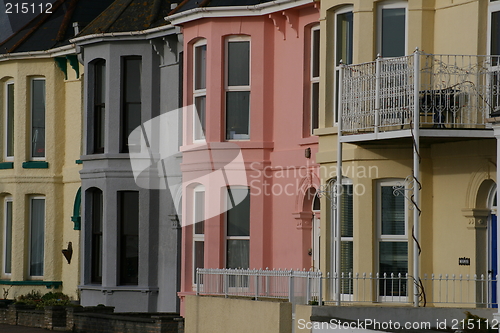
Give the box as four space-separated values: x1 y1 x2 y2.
0 162 13 169
22 161 49 169
75 159 82 164
71 187 81 230
54 57 68 80
0 280 62 289
67 55 80 79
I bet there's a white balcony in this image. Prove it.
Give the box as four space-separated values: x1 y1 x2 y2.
339 52 499 143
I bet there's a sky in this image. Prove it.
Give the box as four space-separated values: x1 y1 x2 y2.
0 0 57 44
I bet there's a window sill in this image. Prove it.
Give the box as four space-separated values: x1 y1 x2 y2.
22 161 49 169
0 162 13 169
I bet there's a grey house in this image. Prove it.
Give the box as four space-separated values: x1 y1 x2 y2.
72 0 183 312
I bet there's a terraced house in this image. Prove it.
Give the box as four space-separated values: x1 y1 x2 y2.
72 0 183 312
316 0 500 310
0 0 113 300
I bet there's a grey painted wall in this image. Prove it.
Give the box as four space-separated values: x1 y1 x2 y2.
77 30 183 313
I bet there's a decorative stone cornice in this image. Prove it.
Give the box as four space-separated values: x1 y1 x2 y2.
461 208 490 229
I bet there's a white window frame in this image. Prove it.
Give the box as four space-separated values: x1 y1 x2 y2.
310 25 320 134
333 6 353 125
192 185 205 288
376 179 408 302
4 81 14 161
377 1 408 58
488 0 500 56
29 196 45 278
487 1 500 114
225 36 251 141
30 77 46 160
2 197 12 276
193 40 207 142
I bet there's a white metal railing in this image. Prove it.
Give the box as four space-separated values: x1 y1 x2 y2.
340 52 500 135
196 268 499 308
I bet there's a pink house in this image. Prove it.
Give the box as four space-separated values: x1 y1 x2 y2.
167 0 321 313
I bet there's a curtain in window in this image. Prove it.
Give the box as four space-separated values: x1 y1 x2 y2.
30 199 45 276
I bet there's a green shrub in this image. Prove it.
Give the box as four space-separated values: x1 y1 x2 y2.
16 290 72 309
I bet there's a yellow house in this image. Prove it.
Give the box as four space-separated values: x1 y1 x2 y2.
0 0 113 300
317 0 500 308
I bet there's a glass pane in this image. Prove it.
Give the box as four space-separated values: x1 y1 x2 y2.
336 11 353 65
312 29 320 78
226 91 250 140
194 241 204 283
340 241 353 294
194 191 205 234
227 188 250 236
227 239 249 269
341 184 353 237
381 186 405 235
379 242 408 296
311 82 319 131
195 44 207 90
493 12 500 56
31 80 45 158
30 198 45 276
4 201 12 274
122 58 141 152
6 83 14 157
119 191 139 285
91 190 103 283
94 61 105 154
381 8 405 57
194 96 206 140
228 41 249 86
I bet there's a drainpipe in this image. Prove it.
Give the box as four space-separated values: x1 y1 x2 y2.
335 62 344 306
413 49 421 307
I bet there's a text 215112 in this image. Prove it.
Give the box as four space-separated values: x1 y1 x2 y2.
5 3 52 14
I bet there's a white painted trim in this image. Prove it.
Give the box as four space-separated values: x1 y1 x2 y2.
225 37 251 141
4 80 14 161
2 197 12 277
167 0 314 25
30 77 46 160
28 196 45 278
376 1 408 57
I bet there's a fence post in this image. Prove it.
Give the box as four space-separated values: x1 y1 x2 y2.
196 268 199 296
289 270 294 303
318 273 323 306
306 272 311 305
224 270 228 298
375 54 381 134
255 269 259 300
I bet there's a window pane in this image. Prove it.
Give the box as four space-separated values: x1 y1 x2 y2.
6 83 14 157
4 200 12 274
336 11 353 65
340 241 353 293
311 82 319 131
194 241 204 283
379 242 407 274
93 61 105 154
341 184 353 237
227 239 249 269
226 91 250 140
381 186 405 235
379 242 408 296
492 11 500 56
30 198 45 276
228 41 249 86
195 44 207 90
194 96 206 140
122 58 141 153
227 188 250 236
31 80 45 158
119 191 139 285
194 191 205 234
312 29 320 78
91 190 103 283
381 8 405 57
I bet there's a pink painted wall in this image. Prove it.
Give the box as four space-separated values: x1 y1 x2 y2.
177 3 320 314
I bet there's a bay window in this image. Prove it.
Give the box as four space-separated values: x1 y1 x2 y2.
5 81 14 160
226 187 250 269
194 41 207 141
29 197 45 277
377 1 407 58
31 78 45 159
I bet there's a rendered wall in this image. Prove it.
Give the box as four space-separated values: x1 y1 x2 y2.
184 296 292 333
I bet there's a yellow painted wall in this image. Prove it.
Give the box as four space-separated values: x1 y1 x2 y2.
184 296 292 333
